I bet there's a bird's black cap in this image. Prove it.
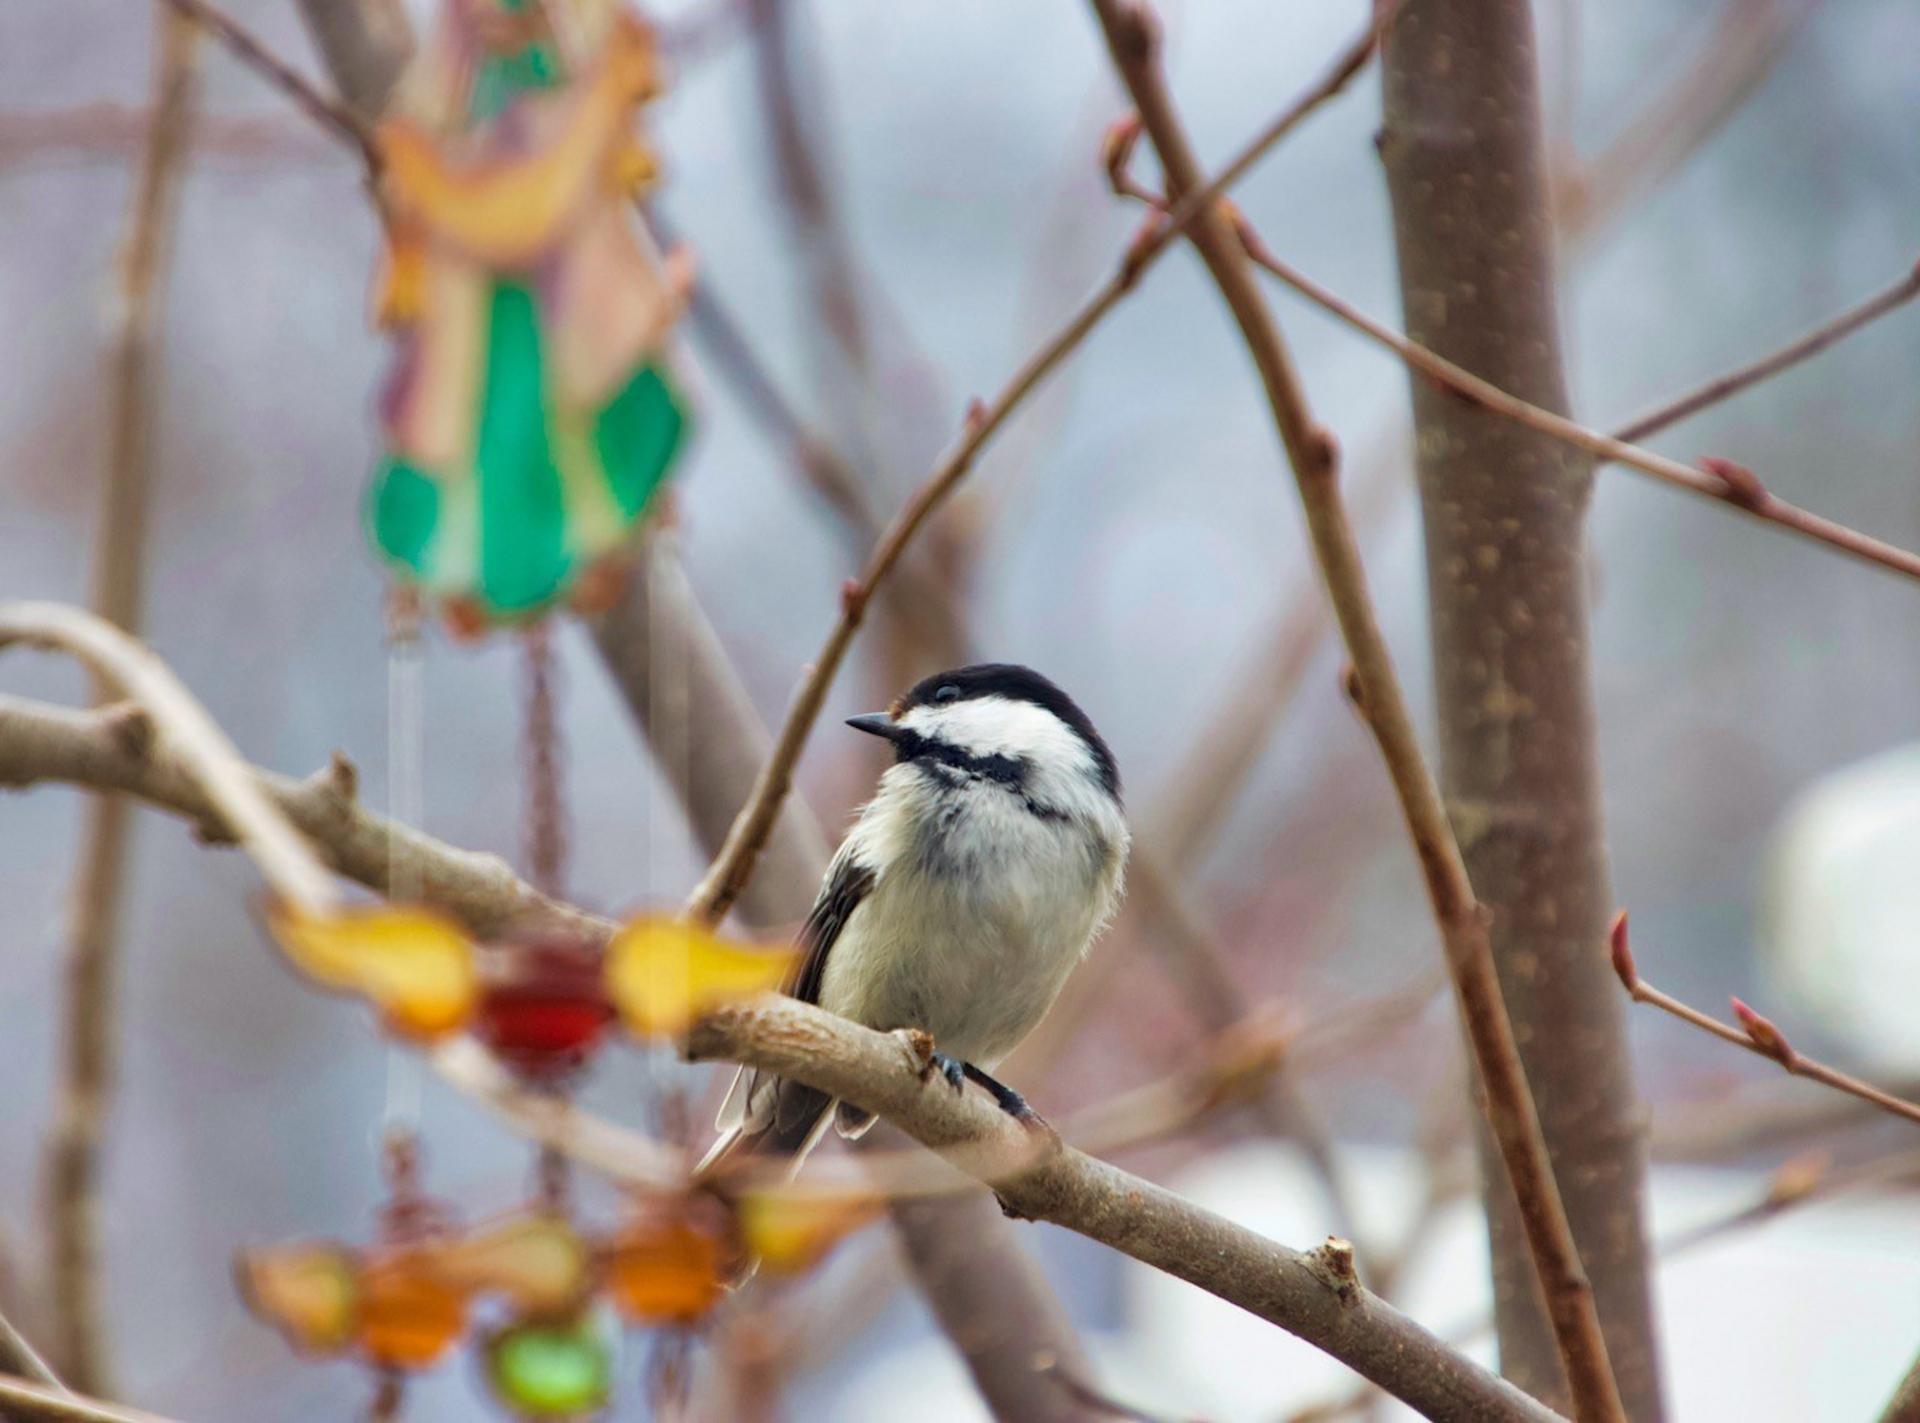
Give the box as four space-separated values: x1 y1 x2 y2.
887 662 1120 799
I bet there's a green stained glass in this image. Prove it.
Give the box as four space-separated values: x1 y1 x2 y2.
470 1 564 122
487 1318 612 1417
367 458 441 576
476 281 571 614
595 363 684 519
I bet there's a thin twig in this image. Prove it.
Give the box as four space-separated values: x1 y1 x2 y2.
153 0 377 166
44 11 198 1390
290 0 412 122
0 1377 182 1423
1556 0 1812 245
1609 913 1920 1129
0 604 336 911
0 1306 66 1393
1610 260 1920 444
0 694 596 943
682 6 1389 927
1231 224 1920 586
1084 4 1625 1420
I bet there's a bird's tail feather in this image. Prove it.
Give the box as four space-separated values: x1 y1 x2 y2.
695 1076 836 1182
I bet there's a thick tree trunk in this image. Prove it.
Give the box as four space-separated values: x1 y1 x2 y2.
1377 3 1664 1416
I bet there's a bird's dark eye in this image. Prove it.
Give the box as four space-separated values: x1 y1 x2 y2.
933 684 960 704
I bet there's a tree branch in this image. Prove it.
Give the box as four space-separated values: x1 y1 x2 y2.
1609 259 1920 444
688 996 1564 1423
1374 5 1659 1410
0 1306 65 1395
153 0 375 166
1609 915 1920 1129
0 693 594 943
1231 226 1920 585
0 1377 181 1423
1082 3 1624 1418
290 0 412 123
44 10 198 1391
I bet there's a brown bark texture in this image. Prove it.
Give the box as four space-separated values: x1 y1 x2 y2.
1377 2 1663 1415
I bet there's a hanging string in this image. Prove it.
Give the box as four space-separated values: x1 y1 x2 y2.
646 520 693 1145
382 594 425 1139
521 621 568 898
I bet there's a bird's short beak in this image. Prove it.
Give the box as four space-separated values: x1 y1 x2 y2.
845 712 901 742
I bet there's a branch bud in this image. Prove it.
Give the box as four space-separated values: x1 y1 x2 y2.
1699 456 1770 511
1607 910 1637 991
1100 113 1143 195
1732 997 1797 1067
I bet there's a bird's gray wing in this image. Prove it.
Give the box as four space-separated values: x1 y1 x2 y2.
700 851 876 1171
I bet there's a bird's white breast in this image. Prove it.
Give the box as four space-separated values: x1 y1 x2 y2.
816 762 1127 1068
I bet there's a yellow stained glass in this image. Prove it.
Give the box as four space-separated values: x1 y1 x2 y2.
734 1188 878 1277
604 916 795 1039
427 1212 592 1314
269 903 478 1039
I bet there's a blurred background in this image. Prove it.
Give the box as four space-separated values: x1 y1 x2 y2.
5 0 1920 1417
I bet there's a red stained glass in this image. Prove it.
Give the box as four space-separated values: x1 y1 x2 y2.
475 938 615 1083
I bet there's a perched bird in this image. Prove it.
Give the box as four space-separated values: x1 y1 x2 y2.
701 663 1130 1172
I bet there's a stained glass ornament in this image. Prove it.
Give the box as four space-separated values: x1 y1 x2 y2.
367 0 688 630
429 1211 595 1316
358 1248 470 1371
606 1192 734 1326
485 1314 614 1419
475 936 615 1083
733 1187 879 1277
603 916 796 1039
236 1243 360 1356
267 902 478 1039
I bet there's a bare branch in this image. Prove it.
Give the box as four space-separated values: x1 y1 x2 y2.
0 604 335 911
688 995 1564 1423
153 0 376 166
0 693 596 943
1231 225 1920 585
0 1377 182 1423
1557 0 1813 245
1610 260 1920 444
1609 914 1920 1129
1084 3 1624 1417
43 10 198 1391
0 1306 65 1394
290 0 412 122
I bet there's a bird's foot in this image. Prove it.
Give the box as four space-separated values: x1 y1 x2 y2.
924 1049 966 1094
961 1062 1051 1133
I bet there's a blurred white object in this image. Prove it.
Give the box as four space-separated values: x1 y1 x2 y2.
1763 743 1920 1072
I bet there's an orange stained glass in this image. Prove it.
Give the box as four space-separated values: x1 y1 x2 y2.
357 1251 469 1370
606 1195 734 1326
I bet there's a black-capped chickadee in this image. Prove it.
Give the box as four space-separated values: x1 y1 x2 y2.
701 663 1130 1171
